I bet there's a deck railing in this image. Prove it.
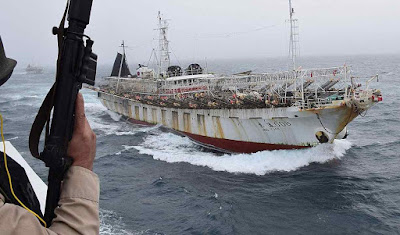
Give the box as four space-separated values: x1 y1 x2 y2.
100 65 380 109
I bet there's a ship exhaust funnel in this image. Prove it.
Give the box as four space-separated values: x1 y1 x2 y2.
111 52 131 77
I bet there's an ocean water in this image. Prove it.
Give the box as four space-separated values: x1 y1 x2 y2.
0 55 399 234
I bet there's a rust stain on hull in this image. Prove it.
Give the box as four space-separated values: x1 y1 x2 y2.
213 116 225 139
183 113 192 133
135 106 140 120
161 110 167 126
152 109 157 124
230 118 243 141
102 100 109 110
143 107 148 122
114 102 119 114
308 105 359 143
197 114 207 136
334 105 358 139
172 111 179 130
127 104 133 118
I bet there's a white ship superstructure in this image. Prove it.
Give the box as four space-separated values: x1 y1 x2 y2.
95 3 382 153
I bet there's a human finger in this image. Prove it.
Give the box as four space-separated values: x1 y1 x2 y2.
74 93 86 131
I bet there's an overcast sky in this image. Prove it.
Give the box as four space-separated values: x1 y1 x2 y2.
1 0 399 67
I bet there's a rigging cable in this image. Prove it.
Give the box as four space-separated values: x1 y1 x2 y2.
169 45 182 67
146 49 154 67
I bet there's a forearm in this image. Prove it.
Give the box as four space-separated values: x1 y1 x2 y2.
49 166 100 235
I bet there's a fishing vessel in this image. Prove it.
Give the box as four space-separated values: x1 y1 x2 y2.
25 64 44 74
95 2 382 153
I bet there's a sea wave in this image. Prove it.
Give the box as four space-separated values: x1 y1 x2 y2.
116 145 139 155
84 101 124 136
134 132 352 175
115 124 162 136
84 98 162 137
99 209 134 235
0 94 41 104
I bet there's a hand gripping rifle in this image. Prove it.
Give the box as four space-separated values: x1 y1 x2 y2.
29 0 97 226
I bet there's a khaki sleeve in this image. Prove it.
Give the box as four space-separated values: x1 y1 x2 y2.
0 166 100 235
49 166 100 235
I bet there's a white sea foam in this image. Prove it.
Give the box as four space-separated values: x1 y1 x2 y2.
6 136 19 141
26 95 40 98
88 119 121 137
115 131 137 136
84 101 123 136
84 101 108 115
116 145 138 155
83 96 161 137
134 132 352 175
106 110 122 122
99 209 134 235
115 125 161 136
4 93 41 102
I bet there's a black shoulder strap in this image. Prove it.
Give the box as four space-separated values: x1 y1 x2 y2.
29 3 68 159
0 151 43 218
29 85 55 159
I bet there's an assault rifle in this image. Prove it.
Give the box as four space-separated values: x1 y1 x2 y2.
29 0 97 226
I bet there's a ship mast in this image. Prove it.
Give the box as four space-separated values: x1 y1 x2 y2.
158 11 170 78
118 40 127 78
288 0 299 71
116 40 126 93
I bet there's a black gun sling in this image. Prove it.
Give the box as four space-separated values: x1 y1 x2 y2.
29 3 67 160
